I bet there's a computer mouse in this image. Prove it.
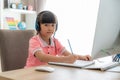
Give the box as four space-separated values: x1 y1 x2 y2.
35 66 55 72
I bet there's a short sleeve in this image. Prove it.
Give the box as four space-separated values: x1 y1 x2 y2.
29 36 42 55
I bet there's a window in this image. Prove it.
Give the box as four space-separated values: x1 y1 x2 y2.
44 0 100 55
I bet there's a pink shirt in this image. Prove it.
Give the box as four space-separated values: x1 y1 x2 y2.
25 35 65 68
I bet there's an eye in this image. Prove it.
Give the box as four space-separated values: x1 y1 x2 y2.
44 24 48 26
52 24 56 27
52 24 54 27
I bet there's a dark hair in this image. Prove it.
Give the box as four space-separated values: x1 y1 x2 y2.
35 11 58 34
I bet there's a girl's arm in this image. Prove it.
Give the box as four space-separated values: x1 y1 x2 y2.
34 50 77 63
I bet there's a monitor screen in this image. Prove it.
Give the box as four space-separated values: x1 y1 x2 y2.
91 0 120 59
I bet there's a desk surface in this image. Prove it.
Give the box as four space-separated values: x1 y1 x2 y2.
0 64 120 80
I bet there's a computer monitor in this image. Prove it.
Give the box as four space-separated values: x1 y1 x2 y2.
91 25 120 59
91 0 120 59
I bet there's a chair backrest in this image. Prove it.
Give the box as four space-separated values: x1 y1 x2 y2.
0 30 35 72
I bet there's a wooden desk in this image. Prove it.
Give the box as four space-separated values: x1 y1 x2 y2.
0 65 120 80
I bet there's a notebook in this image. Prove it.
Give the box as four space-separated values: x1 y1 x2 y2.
48 60 95 68
83 61 120 71
107 65 120 72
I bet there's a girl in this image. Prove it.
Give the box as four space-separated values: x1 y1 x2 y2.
25 11 91 68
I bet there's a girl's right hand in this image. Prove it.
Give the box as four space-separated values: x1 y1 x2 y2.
64 55 78 63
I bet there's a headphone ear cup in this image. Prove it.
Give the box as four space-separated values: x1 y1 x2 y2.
55 22 58 31
35 21 40 31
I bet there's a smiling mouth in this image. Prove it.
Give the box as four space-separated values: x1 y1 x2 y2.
47 32 53 34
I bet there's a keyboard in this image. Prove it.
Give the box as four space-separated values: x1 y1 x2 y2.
48 60 95 68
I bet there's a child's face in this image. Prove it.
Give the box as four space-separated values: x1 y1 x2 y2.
40 23 56 37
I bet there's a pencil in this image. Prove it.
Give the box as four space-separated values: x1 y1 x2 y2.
67 39 74 54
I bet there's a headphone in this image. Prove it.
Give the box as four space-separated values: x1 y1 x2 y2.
35 11 58 32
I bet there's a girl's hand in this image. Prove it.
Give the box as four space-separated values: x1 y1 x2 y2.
77 55 92 61
64 55 78 63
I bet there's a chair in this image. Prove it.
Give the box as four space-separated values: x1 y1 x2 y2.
0 30 35 72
